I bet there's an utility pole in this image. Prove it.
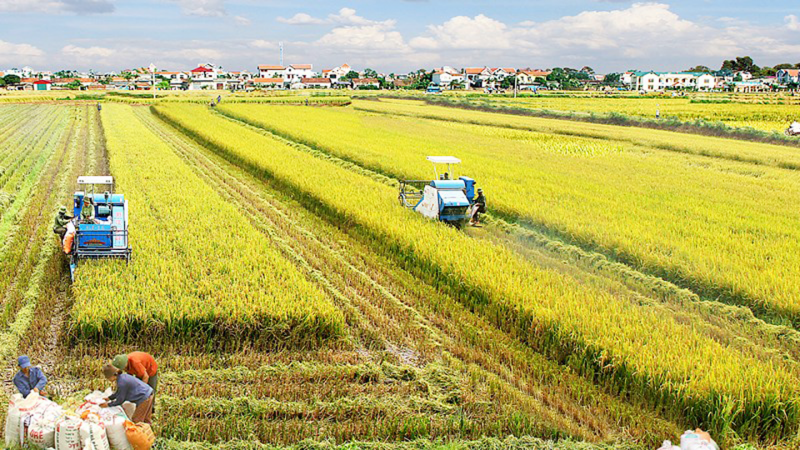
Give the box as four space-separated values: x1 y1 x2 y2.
149 63 156 99
514 72 518 98
279 42 284 67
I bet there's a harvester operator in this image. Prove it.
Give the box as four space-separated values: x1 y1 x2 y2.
470 188 486 226
13 355 48 398
112 352 158 411
53 206 74 240
80 196 96 224
100 364 154 424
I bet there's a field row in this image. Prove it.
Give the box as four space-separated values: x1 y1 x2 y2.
70 104 344 346
15 102 684 448
225 99 800 328
151 102 800 441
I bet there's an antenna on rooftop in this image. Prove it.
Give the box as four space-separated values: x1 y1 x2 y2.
279 42 284 67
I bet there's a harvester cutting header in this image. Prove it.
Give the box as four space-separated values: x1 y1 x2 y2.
399 156 485 227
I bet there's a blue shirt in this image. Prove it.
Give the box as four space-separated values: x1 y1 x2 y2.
108 373 153 406
13 367 47 397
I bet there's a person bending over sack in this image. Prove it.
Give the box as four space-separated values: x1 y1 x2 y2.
100 364 154 424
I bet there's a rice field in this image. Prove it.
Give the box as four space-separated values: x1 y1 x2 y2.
1 96 799 449
424 94 798 133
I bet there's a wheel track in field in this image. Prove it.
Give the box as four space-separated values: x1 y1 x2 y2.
210 106 800 372
139 106 683 444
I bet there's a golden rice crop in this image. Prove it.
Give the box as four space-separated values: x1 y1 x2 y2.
70 104 344 347
154 103 800 440
473 96 794 132
223 102 800 328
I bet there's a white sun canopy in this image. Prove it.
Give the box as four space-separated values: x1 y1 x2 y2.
77 176 114 185
426 156 461 164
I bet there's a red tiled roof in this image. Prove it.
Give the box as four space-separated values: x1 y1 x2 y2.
464 68 485 75
301 77 331 84
352 78 379 84
33 80 51 84
190 67 213 73
290 64 312 70
783 69 800 76
258 65 284 70
20 78 38 83
252 78 283 83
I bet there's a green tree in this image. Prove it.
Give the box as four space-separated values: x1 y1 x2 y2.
3 74 21 85
603 73 622 85
65 80 82 90
721 56 759 73
0 78 5 87
687 65 711 72
342 70 360 81
157 80 170 90
363 68 378 78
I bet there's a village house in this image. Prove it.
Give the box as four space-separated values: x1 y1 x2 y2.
300 77 332 89
257 65 285 79
351 78 380 89
326 64 352 81
777 69 800 85
515 70 551 88
284 64 314 83
431 67 464 87
462 67 492 88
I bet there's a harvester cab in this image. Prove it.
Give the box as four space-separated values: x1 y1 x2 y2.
398 156 476 227
68 176 131 281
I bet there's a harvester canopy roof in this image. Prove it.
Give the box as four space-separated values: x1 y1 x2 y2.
78 176 113 185
426 156 461 164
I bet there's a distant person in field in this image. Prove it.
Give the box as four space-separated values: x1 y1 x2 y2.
13 355 47 398
53 206 73 240
470 188 486 226
112 352 158 411
101 364 154 424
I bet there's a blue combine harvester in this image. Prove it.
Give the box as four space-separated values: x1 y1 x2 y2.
68 176 131 281
398 156 476 228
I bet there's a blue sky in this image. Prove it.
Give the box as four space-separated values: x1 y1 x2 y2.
0 1 798 73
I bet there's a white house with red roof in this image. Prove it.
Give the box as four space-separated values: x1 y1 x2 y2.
284 64 314 83
777 69 800 85
432 67 464 87
258 65 285 78
327 64 352 81
189 65 224 90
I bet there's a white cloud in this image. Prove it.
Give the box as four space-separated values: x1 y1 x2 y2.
250 40 276 49
786 15 800 31
168 0 225 17
277 13 325 25
0 0 113 14
62 44 114 58
278 8 394 27
410 14 510 50
233 15 251 26
0 40 44 65
406 3 799 71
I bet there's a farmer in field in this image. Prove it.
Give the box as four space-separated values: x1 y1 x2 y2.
13 355 48 398
80 196 96 224
53 206 73 240
112 352 158 410
101 364 154 424
470 188 486 226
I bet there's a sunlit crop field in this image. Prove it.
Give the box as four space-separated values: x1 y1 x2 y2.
434 95 797 132
2 97 800 449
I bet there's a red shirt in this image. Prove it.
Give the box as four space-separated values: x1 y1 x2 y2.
126 352 157 379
